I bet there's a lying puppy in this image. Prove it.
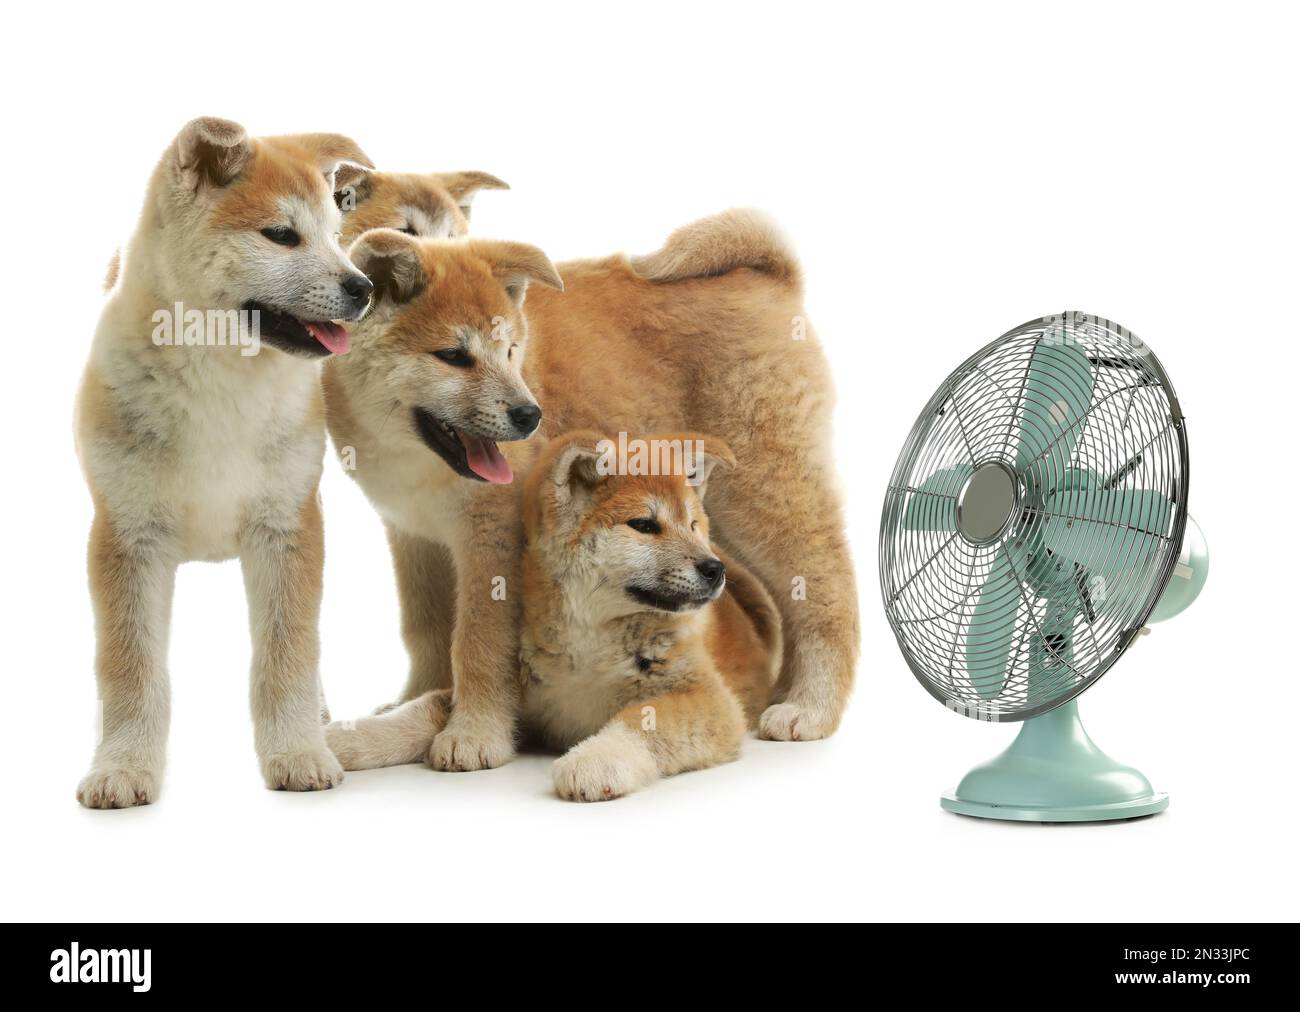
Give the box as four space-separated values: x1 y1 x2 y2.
325 431 781 801
76 118 374 807
328 198 858 743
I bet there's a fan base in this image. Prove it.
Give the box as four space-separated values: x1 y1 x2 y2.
940 793 1168 822
940 699 1168 823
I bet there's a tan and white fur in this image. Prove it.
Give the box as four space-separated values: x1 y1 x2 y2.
537 212 859 741
321 230 562 770
338 168 507 241
333 193 859 743
75 118 375 807
326 431 781 801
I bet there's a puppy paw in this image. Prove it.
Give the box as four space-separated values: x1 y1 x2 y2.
262 749 344 791
758 700 838 741
429 715 513 772
552 725 658 802
77 765 159 809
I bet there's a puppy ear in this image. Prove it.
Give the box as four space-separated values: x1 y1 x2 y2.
284 133 374 177
280 133 376 206
330 160 373 213
331 159 372 193
674 433 736 501
348 229 425 306
471 240 563 307
548 433 608 520
431 171 509 221
174 117 251 190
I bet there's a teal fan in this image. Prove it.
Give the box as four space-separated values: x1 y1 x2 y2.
879 314 1208 822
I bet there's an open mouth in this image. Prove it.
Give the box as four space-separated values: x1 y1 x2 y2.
241 301 351 358
412 407 514 484
624 585 714 613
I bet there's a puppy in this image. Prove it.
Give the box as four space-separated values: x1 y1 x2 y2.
321 231 562 771
339 169 507 241
327 197 859 742
76 118 374 807
325 431 782 802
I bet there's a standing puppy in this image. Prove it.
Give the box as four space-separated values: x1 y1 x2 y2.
329 171 507 716
339 169 508 241
529 213 859 742
321 230 562 770
76 118 374 807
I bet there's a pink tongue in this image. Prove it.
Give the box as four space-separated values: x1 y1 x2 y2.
460 434 514 484
305 321 350 356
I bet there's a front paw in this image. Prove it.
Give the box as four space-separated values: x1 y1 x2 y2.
552 725 658 802
262 749 344 791
428 715 514 772
758 700 838 741
77 765 159 809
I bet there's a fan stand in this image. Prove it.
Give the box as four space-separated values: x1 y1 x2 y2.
940 699 1168 822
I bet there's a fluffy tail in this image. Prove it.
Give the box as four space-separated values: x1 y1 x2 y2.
629 208 801 291
714 544 784 687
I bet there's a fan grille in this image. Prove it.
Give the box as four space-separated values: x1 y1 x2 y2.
879 314 1189 721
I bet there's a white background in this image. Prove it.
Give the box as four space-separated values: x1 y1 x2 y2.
1 1 1296 923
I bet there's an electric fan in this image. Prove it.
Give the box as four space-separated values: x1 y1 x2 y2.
879 313 1208 822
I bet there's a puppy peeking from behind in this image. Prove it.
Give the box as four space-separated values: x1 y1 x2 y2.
326 431 782 801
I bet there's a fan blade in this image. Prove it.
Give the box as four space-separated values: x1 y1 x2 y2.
1041 486 1172 578
901 463 972 531
965 546 1020 699
1014 339 1095 493
1025 470 1099 602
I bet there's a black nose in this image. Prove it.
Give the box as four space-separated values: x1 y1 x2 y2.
342 274 374 304
696 558 725 589
507 403 542 435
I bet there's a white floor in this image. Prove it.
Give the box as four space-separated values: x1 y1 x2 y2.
9 602 1293 922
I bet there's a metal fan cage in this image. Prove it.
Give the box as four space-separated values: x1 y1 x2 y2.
879 314 1189 721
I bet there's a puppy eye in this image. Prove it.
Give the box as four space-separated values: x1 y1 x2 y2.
398 223 418 236
260 226 301 247
627 518 660 535
433 348 474 368
691 520 699 531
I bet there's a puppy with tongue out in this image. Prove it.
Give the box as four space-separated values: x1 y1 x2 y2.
462 434 514 484
306 320 351 356
322 228 562 771
240 305 357 358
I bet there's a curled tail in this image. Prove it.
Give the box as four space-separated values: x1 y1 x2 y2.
629 208 801 292
714 544 784 688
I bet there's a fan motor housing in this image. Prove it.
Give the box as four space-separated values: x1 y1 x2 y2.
956 461 1020 544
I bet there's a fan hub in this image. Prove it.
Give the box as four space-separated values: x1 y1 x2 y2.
956 462 1018 544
